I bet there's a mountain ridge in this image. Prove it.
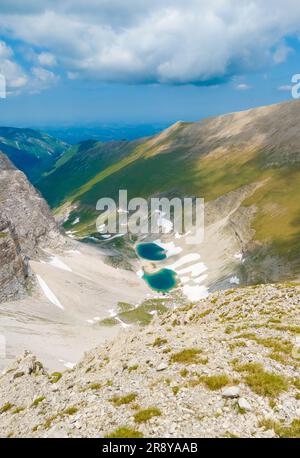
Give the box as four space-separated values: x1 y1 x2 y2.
36 100 300 285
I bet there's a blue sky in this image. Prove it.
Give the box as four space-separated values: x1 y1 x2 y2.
0 1 300 126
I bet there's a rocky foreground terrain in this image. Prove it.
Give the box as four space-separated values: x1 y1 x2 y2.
0 282 299 438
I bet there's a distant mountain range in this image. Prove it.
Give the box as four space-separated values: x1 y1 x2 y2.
1 100 300 285
0 127 69 182
36 100 300 284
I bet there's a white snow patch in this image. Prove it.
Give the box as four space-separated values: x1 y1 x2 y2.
136 269 144 278
66 250 81 255
168 253 201 270
71 217 80 225
193 274 208 284
182 284 209 301
234 252 243 261
36 275 64 310
115 316 130 328
229 276 240 285
154 240 183 258
64 361 76 369
65 231 75 239
48 256 72 272
176 262 207 277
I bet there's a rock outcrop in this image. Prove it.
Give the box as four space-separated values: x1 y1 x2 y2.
0 217 28 301
0 152 61 301
0 283 299 438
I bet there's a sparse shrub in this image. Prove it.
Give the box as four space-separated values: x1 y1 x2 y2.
234 362 289 397
61 406 78 415
50 372 62 383
172 386 180 395
12 407 25 415
170 348 202 364
128 365 139 373
31 396 45 407
134 407 161 423
110 393 137 406
105 427 143 438
180 368 189 378
152 337 168 347
0 403 13 414
200 374 230 390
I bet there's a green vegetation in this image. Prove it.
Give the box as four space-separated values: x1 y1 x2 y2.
31 396 45 407
36 103 300 278
128 365 139 373
88 383 101 390
259 418 300 438
12 407 25 415
50 372 62 384
134 407 161 424
233 362 289 397
61 406 78 415
0 403 13 414
199 309 212 318
110 393 137 406
200 374 230 391
170 348 203 364
172 386 180 395
99 299 169 327
0 126 68 183
152 337 168 347
105 427 143 438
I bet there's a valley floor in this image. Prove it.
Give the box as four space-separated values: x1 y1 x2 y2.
0 242 148 371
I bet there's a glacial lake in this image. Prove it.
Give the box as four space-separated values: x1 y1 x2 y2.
136 242 167 261
143 269 177 292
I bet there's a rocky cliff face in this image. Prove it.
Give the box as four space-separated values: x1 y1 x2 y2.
0 151 61 301
0 217 28 302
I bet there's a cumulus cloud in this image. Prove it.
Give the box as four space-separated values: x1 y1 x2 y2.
235 83 251 91
37 52 56 67
0 41 28 92
0 1 300 86
30 66 59 93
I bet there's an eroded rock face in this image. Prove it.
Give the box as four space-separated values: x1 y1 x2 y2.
0 217 28 302
0 152 61 301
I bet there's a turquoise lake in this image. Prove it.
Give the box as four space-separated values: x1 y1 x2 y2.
136 242 167 261
143 269 177 292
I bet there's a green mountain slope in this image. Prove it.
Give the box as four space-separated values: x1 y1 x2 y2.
0 127 69 182
37 100 300 281
37 138 146 208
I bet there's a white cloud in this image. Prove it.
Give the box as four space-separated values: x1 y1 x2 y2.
0 1 300 85
0 41 28 92
30 66 59 92
278 84 292 91
273 43 292 64
235 83 251 91
37 51 56 67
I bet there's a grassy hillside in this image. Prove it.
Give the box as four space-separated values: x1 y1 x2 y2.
0 127 69 182
37 100 300 279
37 138 145 208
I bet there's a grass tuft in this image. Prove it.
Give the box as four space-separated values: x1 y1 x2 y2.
134 407 161 423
